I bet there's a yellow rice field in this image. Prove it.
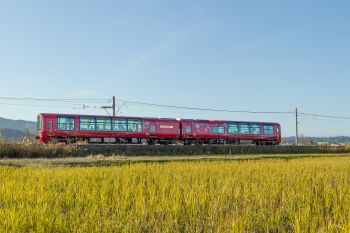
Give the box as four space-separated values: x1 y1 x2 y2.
1 157 350 232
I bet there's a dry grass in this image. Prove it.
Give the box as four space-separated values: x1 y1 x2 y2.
2 142 350 158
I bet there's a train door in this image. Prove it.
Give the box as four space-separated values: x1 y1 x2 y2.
48 120 53 135
179 124 182 138
149 124 156 137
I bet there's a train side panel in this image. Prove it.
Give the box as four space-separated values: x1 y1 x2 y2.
181 119 281 144
143 118 180 139
38 113 181 143
38 113 281 145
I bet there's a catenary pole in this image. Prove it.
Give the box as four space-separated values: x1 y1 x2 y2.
112 96 116 116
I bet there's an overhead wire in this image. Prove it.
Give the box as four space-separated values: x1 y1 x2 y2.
117 99 294 115
0 97 110 104
125 105 294 120
0 102 82 109
2 96 350 122
299 112 350 120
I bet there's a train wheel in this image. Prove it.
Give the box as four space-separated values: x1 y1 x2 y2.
66 138 74 144
147 139 155 145
184 140 192 145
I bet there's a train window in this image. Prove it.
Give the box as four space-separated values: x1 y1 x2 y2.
264 125 274 135
48 121 53 129
227 123 239 134
212 126 225 134
127 119 142 132
80 117 96 131
40 117 44 130
112 119 127 131
150 124 156 133
186 125 192 133
96 118 112 131
36 116 42 132
58 117 75 131
239 123 250 134
250 124 261 135
37 116 41 132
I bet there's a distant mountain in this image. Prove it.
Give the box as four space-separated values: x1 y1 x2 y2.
0 117 36 141
0 117 36 132
0 128 26 141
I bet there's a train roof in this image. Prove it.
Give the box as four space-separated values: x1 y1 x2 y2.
38 113 280 125
180 118 279 125
38 113 178 121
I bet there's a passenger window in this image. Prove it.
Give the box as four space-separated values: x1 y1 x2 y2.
57 117 75 131
112 118 127 131
96 118 112 131
227 123 239 134
212 126 225 134
186 125 192 133
264 125 274 135
239 123 250 134
127 119 142 132
80 117 96 131
250 124 261 135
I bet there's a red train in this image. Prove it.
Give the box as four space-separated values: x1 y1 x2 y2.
36 113 281 145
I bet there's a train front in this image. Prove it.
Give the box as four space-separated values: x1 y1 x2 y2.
35 114 47 143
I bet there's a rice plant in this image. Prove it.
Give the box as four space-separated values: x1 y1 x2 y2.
1 157 350 232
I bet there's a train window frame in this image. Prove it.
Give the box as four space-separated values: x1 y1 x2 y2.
264 125 274 135
96 117 112 131
37 116 41 131
57 116 75 131
149 124 156 133
37 116 39 132
239 123 250 135
227 123 239 134
40 116 44 130
250 123 261 135
48 121 53 129
79 117 96 131
212 126 225 134
112 118 127 132
127 119 143 132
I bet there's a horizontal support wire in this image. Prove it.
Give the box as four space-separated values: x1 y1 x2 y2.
118 99 294 115
2 96 350 121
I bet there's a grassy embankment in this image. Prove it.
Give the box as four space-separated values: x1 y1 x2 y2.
1 142 350 158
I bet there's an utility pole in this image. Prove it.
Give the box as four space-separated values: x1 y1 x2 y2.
295 107 299 146
101 96 116 116
112 96 116 116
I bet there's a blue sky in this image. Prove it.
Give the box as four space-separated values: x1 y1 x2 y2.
0 0 349 136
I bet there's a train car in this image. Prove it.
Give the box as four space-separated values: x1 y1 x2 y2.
36 113 281 145
181 119 281 145
36 113 180 144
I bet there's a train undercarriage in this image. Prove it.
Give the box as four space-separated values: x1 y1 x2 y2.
48 137 280 146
